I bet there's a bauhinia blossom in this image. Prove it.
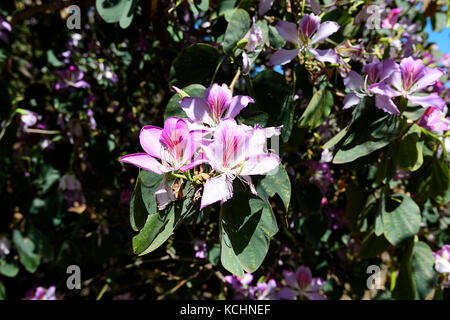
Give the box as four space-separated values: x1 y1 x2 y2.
200 119 280 209
381 8 401 29
433 245 450 274
269 13 340 66
417 107 449 132
342 59 397 110
55 65 91 90
120 117 207 209
278 266 326 300
242 20 264 74
179 84 254 129
368 57 446 114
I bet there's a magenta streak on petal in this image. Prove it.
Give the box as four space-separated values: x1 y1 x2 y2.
206 84 232 123
400 57 424 91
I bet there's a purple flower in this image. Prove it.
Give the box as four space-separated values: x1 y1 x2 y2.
433 245 450 275
180 83 254 128
0 16 11 44
200 119 280 209
192 240 207 259
306 160 333 195
120 117 207 209
441 53 450 68
269 13 340 66
96 62 118 83
342 59 397 110
55 66 91 90
417 107 449 132
253 279 278 300
26 286 57 300
58 174 86 208
20 109 42 130
225 273 254 292
278 266 326 300
368 57 446 114
258 0 274 16
381 8 401 29
0 236 11 257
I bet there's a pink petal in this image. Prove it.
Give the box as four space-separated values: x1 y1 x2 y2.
344 71 364 90
140 126 163 159
310 21 340 45
375 95 400 114
155 177 175 210
225 95 254 119
180 97 214 125
411 67 445 93
299 14 321 40
200 175 234 210
309 48 339 64
343 93 361 109
269 48 300 66
240 153 280 176
407 93 446 111
120 153 170 174
275 21 300 44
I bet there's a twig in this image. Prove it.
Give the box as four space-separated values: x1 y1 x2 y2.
229 67 241 95
25 128 62 135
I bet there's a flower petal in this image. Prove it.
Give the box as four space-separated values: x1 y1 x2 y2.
180 97 214 125
275 21 300 44
411 67 445 93
225 95 254 119
343 93 361 109
278 287 299 300
140 126 163 159
240 153 280 176
200 175 234 209
310 21 340 45
344 71 364 90
120 153 170 174
269 48 300 66
155 177 175 210
375 95 400 114
407 93 446 111
309 48 339 64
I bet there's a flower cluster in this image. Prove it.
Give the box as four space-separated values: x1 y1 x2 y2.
120 83 281 209
344 57 446 115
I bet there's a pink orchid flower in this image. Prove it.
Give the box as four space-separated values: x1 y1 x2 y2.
417 107 449 132
381 8 401 29
278 266 326 300
368 57 446 114
269 13 340 66
54 65 91 90
179 83 254 128
200 119 280 209
120 117 207 209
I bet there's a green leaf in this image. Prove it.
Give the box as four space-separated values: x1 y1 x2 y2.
220 192 278 277
255 166 291 210
345 182 369 232
392 240 415 299
0 281 4 300
323 125 350 150
222 9 251 55
237 111 269 127
12 230 40 273
333 99 399 164
432 11 447 32
252 69 291 128
411 241 438 299
358 232 391 259
95 0 138 28
169 44 220 88
298 89 334 130
46 50 64 68
382 194 421 246
0 260 19 278
164 84 206 120
132 189 198 255
280 94 294 142
395 124 423 171
268 25 285 50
